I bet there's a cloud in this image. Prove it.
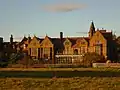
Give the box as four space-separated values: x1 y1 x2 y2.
41 3 87 12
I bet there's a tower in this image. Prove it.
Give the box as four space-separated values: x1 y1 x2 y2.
88 21 95 38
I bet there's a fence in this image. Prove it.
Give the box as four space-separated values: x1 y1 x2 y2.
9 63 120 68
8 63 86 68
93 63 120 68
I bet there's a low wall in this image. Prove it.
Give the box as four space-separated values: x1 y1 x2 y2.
93 63 120 68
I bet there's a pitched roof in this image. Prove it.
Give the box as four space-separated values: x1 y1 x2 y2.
19 36 28 45
21 36 28 42
84 37 90 42
68 38 77 46
18 35 90 49
50 38 63 49
99 30 112 40
35 37 44 43
68 37 89 46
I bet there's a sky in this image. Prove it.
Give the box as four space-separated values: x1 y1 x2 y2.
0 0 120 42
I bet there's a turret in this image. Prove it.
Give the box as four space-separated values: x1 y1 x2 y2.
88 21 95 38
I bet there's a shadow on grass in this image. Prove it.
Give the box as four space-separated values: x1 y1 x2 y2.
0 70 120 78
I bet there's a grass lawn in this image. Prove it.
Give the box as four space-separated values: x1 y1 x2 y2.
0 68 120 89
1 67 120 71
0 77 120 90
0 68 120 78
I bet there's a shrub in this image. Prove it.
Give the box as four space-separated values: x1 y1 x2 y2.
83 52 106 67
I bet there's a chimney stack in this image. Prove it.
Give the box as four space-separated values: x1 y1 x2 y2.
10 34 13 44
60 32 63 40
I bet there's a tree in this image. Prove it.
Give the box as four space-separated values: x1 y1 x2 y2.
115 36 120 61
0 52 9 67
83 52 106 67
9 52 24 64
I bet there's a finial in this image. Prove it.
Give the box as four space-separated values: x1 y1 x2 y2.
24 34 26 37
34 34 36 37
28 34 30 37
111 30 113 32
90 20 94 23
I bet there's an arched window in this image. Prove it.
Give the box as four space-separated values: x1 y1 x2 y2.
74 49 78 55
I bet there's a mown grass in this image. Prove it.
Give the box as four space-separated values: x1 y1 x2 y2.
1 67 120 71
0 68 120 89
0 77 120 90
0 68 120 78
1 70 120 78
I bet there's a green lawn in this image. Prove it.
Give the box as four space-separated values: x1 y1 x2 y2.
0 68 120 78
0 68 120 89
0 77 120 90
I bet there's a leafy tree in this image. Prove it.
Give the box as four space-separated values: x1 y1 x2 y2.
115 36 120 61
0 52 9 67
83 52 106 67
9 52 24 64
17 54 35 67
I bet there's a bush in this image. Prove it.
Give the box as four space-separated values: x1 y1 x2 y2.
83 52 106 67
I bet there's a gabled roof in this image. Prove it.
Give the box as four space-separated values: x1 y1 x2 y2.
84 37 90 42
21 36 28 42
72 37 89 48
67 37 89 46
37 38 44 43
51 38 62 47
68 38 78 46
19 36 28 45
99 30 112 40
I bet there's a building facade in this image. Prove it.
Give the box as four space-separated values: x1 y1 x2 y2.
18 22 117 64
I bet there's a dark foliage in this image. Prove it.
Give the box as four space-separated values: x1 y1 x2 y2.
83 52 106 67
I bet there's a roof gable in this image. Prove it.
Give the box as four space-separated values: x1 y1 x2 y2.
76 38 88 44
90 30 106 44
63 38 72 46
40 36 53 47
72 38 88 48
28 36 40 48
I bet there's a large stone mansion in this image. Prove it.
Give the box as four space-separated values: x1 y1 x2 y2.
0 21 117 64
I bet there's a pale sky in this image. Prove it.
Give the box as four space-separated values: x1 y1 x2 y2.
0 0 120 42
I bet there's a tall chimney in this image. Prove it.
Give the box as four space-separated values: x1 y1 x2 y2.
10 34 13 44
60 32 63 40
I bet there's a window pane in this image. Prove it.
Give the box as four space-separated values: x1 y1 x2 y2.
95 45 101 54
81 47 85 54
32 48 37 56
